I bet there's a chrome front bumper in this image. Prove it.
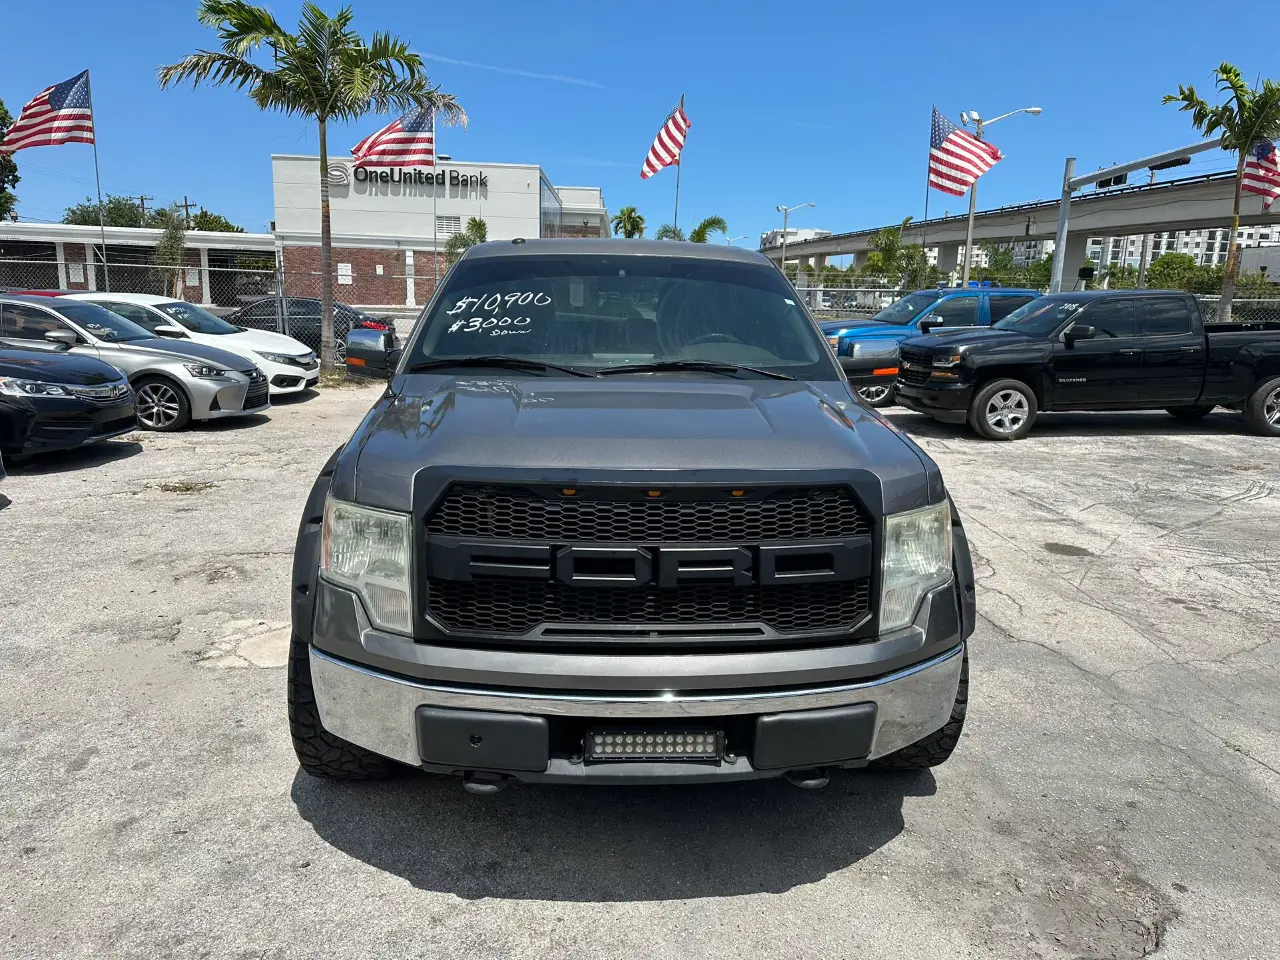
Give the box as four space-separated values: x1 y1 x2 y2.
308 642 964 773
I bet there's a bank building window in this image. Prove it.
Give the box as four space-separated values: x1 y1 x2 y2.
436 216 462 236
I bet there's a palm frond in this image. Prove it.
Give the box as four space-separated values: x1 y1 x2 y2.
687 215 727 243
655 223 685 241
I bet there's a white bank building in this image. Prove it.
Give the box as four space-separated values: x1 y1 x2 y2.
271 154 610 306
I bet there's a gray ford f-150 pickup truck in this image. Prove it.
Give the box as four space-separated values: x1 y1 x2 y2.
289 239 975 791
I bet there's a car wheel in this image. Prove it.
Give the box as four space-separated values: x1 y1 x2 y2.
857 385 895 408
1166 405 1214 420
968 379 1037 440
334 338 347 364
133 376 192 432
872 653 967 769
1243 376 1280 437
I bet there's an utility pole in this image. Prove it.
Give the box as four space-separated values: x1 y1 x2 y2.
1136 169 1157 287
181 195 197 228
131 195 155 222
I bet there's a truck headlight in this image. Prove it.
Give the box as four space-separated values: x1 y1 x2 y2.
880 502 952 632
321 497 413 634
932 353 963 368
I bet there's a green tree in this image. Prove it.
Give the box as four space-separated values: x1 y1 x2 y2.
610 206 645 238
861 216 913 282
159 1 465 372
189 208 244 232
1099 262 1139 289
687 215 728 244
1164 63 1280 322
0 98 20 221
1023 254 1054 290
63 194 149 228
152 205 187 297
1146 252 1198 290
444 216 487 265
901 245 943 289
654 223 685 240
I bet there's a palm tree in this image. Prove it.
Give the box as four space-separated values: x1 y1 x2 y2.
687 216 728 244
159 1 465 371
1164 63 1280 322
862 216 913 282
654 223 685 241
444 217 487 265
610 206 646 238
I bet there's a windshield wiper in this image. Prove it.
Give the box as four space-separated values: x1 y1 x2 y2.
405 355 596 378
596 360 795 381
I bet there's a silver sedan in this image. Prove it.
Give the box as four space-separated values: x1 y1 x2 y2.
0 295 269 431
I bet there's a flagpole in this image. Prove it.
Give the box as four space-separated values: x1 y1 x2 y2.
672 94 684 231
85 71 110 292
921 111 932 273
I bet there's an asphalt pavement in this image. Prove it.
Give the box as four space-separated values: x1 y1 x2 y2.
1 388 1277 959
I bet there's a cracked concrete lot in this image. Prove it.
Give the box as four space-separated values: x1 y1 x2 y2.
1 390 1277 959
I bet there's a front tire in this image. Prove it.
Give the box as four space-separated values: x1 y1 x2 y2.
857 384 896 408
288 633 397 780
1243 377 1280 437
133 376 191 432
968 379 1037 440
872 654 968 769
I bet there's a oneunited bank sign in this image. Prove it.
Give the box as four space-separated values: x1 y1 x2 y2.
352 166 487 187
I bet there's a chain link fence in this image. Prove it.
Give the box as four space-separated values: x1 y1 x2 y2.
0 256 275 307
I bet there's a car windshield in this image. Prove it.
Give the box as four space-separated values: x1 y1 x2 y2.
992 298 1082 336
870 291 942 325
56 300 152 342
412 254 838 379
155 301 241 335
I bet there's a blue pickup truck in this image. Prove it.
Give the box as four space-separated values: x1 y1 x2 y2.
822 286 1041 406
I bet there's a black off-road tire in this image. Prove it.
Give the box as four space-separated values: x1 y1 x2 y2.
288 633 397 780
1166 405 1214 420
871 654 968 769
967 378 1038 441
1243 376 1280 437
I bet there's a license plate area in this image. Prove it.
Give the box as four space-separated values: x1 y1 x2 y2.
586 728 722 762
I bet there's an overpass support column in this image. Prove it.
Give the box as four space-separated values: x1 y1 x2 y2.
853 250 870 271
813 254 827 271
935 243 959 278
1060 234 1088 291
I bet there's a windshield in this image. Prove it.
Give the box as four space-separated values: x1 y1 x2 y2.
993 298 1082 337
155 301 241 335
412 254 838 379
56 300 152 342
870 291 942 325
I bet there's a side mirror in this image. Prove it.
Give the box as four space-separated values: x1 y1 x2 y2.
918 318 941 334
153 324 186 338
1064 324 1095 343
44 330 79 349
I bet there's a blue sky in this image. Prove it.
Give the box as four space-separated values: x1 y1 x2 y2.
3 0 1275 246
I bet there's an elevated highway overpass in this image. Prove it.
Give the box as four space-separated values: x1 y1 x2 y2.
764 171 1280 280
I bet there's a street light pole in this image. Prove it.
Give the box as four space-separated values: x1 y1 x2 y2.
434 153 452 286
958 107 1041 287
775 202 815 280
726 235 748 246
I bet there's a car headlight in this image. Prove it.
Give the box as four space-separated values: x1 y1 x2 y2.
0 377 71 397
321 497 413 634
256 351 301 365
183 363 231 379
880 502 952 632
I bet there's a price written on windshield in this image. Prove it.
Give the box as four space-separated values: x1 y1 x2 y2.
447 291 551 315
447 316 532 334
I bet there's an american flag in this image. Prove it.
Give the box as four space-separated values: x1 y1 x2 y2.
1242 139 1280 210
640 101 690 180
350 107 434 167
928 106 1003 197
0 71 95 154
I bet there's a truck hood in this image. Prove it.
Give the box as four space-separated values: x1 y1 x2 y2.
904 328 1034 351
338 375 940 515
821 320 903 338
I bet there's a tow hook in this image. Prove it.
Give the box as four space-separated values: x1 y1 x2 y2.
462 772 510 795
784 768 831 790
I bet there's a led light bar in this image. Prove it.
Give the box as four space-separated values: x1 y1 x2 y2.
586 730 721 761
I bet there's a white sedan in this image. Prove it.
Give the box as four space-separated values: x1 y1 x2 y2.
64 293 319 395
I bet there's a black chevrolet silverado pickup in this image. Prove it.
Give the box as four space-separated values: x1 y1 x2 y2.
895 290 1280 440
289 239 975 790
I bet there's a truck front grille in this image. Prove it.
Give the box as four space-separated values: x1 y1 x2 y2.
426 486 869 542
426 577 870 637
423 485 876 647
898 347 934 385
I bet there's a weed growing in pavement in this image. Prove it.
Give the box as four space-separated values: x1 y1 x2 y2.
153 480 218 494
